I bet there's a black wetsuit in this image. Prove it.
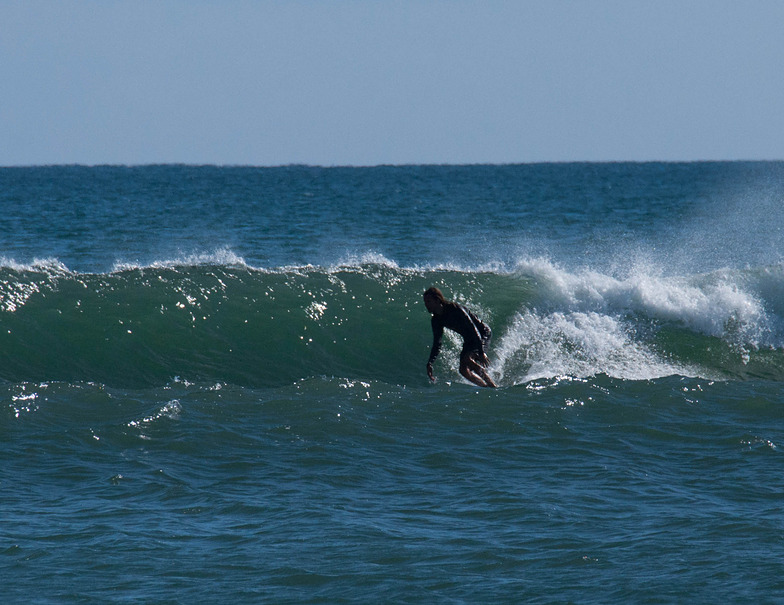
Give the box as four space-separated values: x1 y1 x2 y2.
428 302 492 365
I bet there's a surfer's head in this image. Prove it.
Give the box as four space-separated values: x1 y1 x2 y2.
423 287 446 315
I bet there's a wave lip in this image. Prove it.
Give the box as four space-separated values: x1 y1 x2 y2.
110 247 251 273
0 256 71 274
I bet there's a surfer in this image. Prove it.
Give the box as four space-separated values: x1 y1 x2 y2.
423 287 497 388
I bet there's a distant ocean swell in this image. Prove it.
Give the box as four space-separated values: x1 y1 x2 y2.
1 254 783 389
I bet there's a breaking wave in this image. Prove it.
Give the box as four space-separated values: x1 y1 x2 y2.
0 254 783 387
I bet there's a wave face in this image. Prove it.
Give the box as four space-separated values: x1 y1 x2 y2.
2 256 783 387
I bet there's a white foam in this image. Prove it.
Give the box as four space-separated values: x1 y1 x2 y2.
0 257 72 274
111 247 249 272
334 251 400 269
514 258 770 346
494 309 691 383
490 257 777 384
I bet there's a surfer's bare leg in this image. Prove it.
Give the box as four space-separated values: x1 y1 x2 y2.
460 354 497 388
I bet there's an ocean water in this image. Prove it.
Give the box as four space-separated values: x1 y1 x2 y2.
2 163 784 603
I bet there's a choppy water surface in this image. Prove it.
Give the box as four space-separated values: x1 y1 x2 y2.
2 163 784 603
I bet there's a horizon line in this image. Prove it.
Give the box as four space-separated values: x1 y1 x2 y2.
2 158 784 169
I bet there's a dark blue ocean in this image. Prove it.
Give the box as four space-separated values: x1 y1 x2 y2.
2 163 784 603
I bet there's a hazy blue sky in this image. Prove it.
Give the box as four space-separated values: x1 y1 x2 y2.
3 1 784 166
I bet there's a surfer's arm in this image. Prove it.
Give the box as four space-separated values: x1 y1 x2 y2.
427 318 444 381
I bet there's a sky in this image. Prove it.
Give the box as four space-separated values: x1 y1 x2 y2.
2 1 784 166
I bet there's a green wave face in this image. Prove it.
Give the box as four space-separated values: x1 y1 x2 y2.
1 260 783 388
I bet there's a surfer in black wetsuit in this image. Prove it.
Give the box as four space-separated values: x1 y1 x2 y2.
423 287 497 388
